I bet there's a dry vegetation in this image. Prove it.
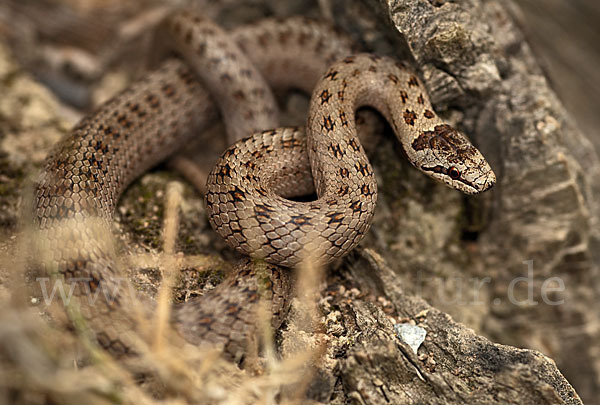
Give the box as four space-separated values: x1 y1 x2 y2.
0 3 331 400
1 180 328 404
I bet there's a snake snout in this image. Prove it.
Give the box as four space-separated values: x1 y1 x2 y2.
480 169 496 193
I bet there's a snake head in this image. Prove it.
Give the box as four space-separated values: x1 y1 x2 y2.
410 124 496 194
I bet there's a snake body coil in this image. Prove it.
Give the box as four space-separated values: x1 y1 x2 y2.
207 54 495 266
33 10 495 360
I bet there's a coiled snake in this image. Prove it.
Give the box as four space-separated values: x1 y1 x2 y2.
33 9 495 361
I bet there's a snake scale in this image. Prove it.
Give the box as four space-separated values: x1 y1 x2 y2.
33 9 495 362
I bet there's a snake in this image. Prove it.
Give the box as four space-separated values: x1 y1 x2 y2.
206 53 496 266
32 9 495 362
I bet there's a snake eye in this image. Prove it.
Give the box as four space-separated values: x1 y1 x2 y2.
448 166 461 180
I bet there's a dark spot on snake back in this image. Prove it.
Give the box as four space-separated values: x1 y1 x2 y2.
146 94 160 109
278 30 290 44
349 138 360 151
219 163 232 177
225 304 240 315
229 186 246 202
324 70 338 81
349 200 362 212
161 84 176 97
173 21 182 34
298 32 309 45
200 26 215 36
355 162 370 176
315 38 325 53
403 109 417 126
88 275 100 292
337 185 349 196
339 111 349 127
328 143 344 158
322 115 335 132
400 90 408 103
319 89 332 104
185 30 193 44
255 203 275 218
291 214 310 225
232 90 246 101
326 212 344 224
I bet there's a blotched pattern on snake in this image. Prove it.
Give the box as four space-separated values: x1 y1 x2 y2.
32 9 495 362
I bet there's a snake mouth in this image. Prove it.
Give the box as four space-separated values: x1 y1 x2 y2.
420 165 480 194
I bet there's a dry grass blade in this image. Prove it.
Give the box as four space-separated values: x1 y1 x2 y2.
153 181 182 352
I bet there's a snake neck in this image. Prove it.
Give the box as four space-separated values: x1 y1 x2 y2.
308 53 495 195
155 10 280 142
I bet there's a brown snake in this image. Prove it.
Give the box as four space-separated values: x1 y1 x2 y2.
33 9 495 361
206 54 496 266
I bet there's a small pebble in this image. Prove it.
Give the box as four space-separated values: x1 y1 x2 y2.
394 323 426 354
